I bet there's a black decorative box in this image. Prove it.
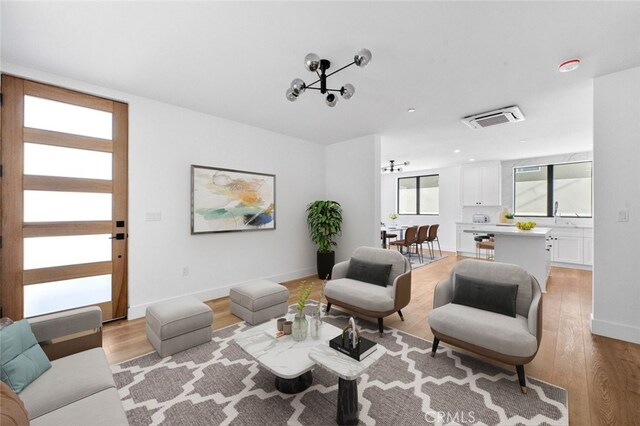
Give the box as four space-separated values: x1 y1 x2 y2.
329 335 377 361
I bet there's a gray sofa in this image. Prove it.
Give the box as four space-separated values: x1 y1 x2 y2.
428 259 542 393
324 246 412 336
19 307 128 425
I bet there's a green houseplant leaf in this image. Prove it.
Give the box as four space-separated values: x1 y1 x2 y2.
306 200 343 253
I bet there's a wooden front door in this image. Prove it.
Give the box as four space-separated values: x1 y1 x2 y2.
1 75 128 321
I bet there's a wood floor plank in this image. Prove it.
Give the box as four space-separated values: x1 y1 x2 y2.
102 253 640 425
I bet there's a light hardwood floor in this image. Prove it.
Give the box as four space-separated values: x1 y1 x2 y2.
103 252 640 425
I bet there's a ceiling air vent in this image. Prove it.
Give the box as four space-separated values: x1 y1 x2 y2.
461 105 525 130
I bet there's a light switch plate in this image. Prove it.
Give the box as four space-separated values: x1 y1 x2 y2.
617 210 629 222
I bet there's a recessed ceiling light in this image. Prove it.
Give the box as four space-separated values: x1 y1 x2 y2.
558 58 580 73
407 108 416 113
454 149 461 153
469 158 475 162
519 139 527 143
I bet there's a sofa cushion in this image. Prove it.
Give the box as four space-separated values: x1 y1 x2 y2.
346 258 392 287
0 319 51 393
451 259 533 317
0 382 29 426
324 278 395 312
428 303 538 358
351 246 408 286
30 387 128 426
20 348 116 420
452 273 518 317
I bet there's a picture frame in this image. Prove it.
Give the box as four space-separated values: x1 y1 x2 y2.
191 165 276 234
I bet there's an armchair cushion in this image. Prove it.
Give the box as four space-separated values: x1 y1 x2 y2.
429 304 538 358
452 273 518 317
324 278 395 312
351 246 408 286
346 258 392 287
0 320 51 393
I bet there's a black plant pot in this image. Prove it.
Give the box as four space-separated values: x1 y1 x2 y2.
317 251 336 280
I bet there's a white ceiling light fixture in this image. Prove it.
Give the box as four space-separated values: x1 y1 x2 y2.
286 48 372 107
454 149 461 153
558 58 581 73
469 158 475 162
407 108 416 113
381 160 409 173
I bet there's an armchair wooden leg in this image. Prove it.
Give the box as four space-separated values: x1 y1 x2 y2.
516 365 527 394
397 310 404 321
325 302 332 314
430 337 440 357
377 318 384 337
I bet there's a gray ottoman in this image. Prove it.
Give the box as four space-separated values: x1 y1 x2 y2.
230 280 289 325
146 296 213 357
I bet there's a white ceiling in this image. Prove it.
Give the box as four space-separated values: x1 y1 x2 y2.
2 1 640 171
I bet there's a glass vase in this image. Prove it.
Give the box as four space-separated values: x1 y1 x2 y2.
291 312 308 341
309 303 323 339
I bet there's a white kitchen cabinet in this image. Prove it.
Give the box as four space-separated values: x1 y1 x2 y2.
548 228 584 265
461 164 501 206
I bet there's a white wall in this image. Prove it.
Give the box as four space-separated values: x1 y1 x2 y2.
326 135 381 262
2 63 326 319
381 166 461 252
592 66 640 344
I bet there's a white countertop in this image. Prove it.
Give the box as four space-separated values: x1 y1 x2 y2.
462 224 551 237
456 221 592 229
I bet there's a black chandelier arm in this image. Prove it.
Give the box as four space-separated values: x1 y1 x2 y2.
304 61 357 90
305 86 343 93
324 61 356 79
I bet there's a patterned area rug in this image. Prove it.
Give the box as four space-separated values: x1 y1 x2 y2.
408 254 447 269
112 306 568 425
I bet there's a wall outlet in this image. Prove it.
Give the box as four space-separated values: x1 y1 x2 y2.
145 211 162 221
617 210 629 222
182 267 189 277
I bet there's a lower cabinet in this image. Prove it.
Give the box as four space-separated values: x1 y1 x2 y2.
583 237 593 266
551 236 583 264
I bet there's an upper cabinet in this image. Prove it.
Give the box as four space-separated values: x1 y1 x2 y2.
461 164 501 206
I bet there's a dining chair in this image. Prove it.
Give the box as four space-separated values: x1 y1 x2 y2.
415 225 430 262
390 226 418 258
424 224 441 259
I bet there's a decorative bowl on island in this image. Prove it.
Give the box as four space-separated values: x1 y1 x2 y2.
516 221 537 231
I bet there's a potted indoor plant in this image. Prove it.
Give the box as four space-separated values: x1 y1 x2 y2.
306 200 343 279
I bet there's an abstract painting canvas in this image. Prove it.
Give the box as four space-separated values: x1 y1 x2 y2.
191 165 275 234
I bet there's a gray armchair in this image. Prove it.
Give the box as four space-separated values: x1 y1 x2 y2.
324 246 412 336
428 259 543 393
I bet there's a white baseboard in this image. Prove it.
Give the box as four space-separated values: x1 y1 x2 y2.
127 267 316 320
590 313 640 344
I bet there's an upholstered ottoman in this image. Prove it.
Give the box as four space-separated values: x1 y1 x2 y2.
146 296 213 357
229 280 289 325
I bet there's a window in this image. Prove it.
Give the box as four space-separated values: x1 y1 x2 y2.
398 174 439 215
514 161 592 217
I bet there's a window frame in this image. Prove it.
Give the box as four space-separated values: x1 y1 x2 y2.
397 174 440 215
513 160 592 218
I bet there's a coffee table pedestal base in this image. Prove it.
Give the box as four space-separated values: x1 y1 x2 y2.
275 371 313 394
337 377 358 425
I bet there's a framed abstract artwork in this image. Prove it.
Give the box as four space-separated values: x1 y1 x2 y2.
191 165 276 234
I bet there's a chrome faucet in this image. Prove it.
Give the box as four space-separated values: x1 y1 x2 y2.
553 201 560 224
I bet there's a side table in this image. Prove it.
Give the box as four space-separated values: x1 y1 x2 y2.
308 344 386 425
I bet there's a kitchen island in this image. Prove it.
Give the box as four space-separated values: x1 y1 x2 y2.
462 225 552 291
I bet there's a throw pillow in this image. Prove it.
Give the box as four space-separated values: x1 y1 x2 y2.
0 382 29 425
346 258 392 287
452 273 519 317
0 319 52 393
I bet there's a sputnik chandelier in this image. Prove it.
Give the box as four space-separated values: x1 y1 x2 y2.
286 48 372 107
381 160 410 173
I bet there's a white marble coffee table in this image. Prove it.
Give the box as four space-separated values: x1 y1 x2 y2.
309 344 386 425
233 317 342 393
